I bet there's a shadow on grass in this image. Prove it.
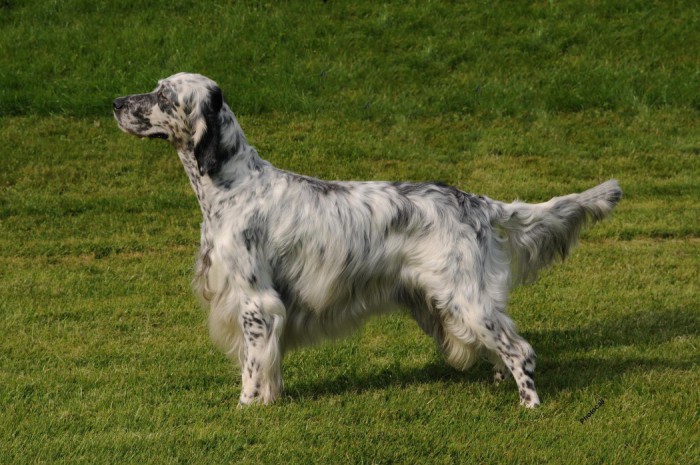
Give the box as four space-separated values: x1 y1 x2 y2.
285 360 482 401
285 307 699 400
532 306 699 396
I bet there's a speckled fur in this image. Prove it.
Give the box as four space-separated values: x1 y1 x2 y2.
114 73 622 408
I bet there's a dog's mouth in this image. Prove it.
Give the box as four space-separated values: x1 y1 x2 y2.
114 118 169 141
148 133 169 140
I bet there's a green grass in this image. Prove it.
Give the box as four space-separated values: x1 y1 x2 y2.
1 1 698 464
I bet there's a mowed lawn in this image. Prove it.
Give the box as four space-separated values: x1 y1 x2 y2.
1 1 698 464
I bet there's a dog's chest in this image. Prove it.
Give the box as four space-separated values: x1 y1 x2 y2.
194 207 265 301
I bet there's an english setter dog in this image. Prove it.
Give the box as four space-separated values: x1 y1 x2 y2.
114 73 621 408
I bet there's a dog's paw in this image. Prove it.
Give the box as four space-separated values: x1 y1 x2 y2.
519 390 541 408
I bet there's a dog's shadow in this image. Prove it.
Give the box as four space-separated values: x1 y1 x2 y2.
284 307 698 401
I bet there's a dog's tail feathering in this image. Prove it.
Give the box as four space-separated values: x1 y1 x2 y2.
494 180 622 285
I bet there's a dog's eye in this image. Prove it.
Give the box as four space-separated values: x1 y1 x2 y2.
157 91 168 102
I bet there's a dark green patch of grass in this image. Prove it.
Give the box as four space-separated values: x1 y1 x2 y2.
1 1 699 117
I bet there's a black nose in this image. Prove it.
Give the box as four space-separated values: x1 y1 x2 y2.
113 97 127 111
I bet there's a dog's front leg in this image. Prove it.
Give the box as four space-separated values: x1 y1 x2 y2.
238 292 285 405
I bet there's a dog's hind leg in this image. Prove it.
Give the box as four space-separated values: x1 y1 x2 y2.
487 350 510 385
475 311 540 408
437 292 540 408
400 285 478 371
237 291 286 405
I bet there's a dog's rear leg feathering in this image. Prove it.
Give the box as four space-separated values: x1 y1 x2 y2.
477 180 621 408
497 179 622 285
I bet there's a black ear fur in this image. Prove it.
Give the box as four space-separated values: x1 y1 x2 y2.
193 86 225 176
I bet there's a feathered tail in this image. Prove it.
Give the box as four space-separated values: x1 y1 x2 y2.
494 180 622 285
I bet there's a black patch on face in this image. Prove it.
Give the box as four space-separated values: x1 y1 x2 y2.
157 97 175 115
132 106 153 132
159 86 180 111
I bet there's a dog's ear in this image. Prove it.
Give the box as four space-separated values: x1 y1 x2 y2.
193 86 224 176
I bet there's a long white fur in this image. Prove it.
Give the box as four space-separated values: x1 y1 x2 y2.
114 73 622 408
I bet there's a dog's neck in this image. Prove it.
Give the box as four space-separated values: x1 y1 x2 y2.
176 113 268 220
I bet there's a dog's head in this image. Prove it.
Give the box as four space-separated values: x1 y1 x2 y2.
114 72 228 176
